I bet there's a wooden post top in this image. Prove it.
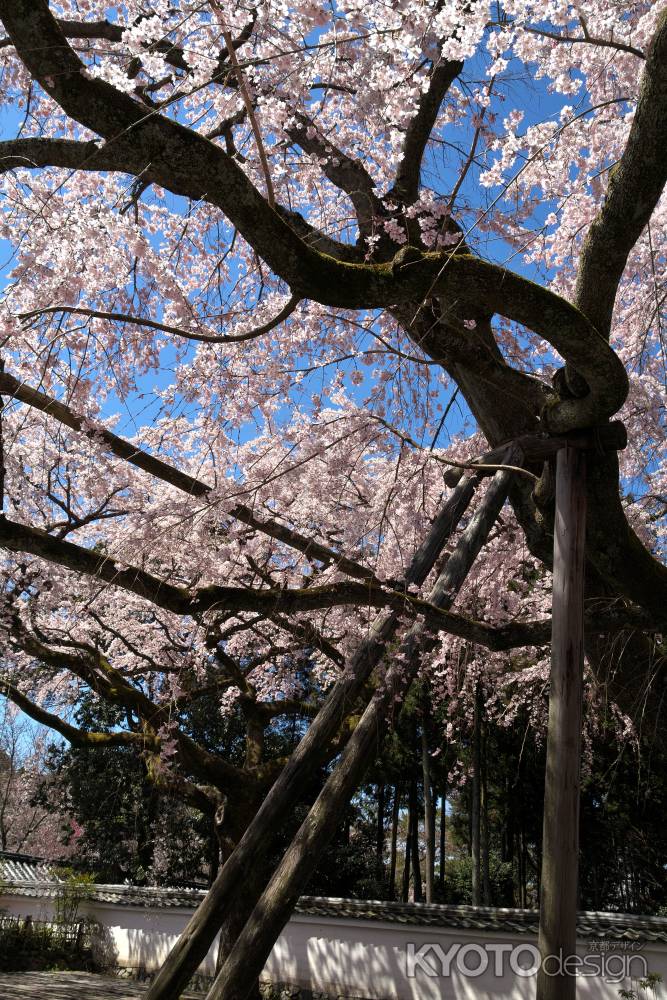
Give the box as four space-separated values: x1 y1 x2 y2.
443 421 627 488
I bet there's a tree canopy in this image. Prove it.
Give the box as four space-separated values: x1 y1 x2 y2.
0 0 664 764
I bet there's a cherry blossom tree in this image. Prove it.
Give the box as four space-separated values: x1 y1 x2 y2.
0 703 73 858
0 2 664 999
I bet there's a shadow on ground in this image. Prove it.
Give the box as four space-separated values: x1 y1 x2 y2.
0 971 203 999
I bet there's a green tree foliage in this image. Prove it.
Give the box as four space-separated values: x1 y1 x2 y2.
37 697 210 886
579 733 667 913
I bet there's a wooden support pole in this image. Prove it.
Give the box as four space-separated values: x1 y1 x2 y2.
536 443 587 1000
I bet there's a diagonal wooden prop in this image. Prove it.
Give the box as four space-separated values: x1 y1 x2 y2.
205 458 518 1000
146 472 481 999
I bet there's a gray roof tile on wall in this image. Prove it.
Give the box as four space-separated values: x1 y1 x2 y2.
2 853 666 944
0 852 59 884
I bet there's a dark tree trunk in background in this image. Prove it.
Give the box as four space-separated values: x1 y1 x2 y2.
389 783 401 900
376 783 386 883
402 791 413 902
471 683 482 906
521 831 528 908
421 713 435 903
481 715 491 906
537 444 587 1000
438 791 446 897
409 777 423 902
438 730 448 898
517 829 526 908
502 774 512 864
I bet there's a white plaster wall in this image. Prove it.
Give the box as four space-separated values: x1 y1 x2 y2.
266 914 667 1000
2 892 666 999
82 901 220 975
0 894 218 974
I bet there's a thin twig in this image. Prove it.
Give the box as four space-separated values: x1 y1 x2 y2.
368 413 538 482
523 22 645 60
447 78 494 211
208 0 275 207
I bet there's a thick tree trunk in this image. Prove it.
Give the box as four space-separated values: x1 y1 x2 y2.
421 713 435 903
502 776 516 906
145 476 478 1000
471 683 482 906
204 463 515 1000
389 782 401 900
536 444 587 1000
214 860 266 1000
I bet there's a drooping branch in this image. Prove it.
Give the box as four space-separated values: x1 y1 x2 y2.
0 370 376 582
0 133 358 267
5 616 257 795
7 618 162 721
0 509 564 649
0 515 200 613
2 667 231 818
0 679 156 750
19 296 302 345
